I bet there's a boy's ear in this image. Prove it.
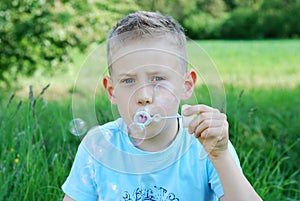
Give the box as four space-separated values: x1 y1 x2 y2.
181 69 197 100
102 76 116 104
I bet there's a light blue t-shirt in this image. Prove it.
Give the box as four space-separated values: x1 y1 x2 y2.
62 118 241 201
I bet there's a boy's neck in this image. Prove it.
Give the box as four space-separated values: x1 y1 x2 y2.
133 118 179 152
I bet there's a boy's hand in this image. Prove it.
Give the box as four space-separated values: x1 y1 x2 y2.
182 104 229 159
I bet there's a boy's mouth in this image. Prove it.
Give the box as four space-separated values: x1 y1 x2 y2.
133 110 153 126
137 113 149 124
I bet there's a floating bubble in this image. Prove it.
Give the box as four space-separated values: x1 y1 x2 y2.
110 183 118 191
153 84 178 107
128 122 146 146
69 118 88 136
96 182 122 200
80 165 95 187
81 116 194 174
103 182 122 200
71 31 226 175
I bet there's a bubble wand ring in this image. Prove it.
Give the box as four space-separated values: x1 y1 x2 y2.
133 111 182 127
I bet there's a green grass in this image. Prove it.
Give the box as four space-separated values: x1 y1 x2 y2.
226 86 300 200
0 88 77 200
1 40 300 200
190 39 300 88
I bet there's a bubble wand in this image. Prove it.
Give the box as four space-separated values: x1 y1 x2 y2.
133 110 193 128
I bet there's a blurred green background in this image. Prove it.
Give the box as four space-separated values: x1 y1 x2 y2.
0 0 299 200
1 0 300 86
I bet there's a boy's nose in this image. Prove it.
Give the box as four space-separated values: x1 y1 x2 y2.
136 85 153 106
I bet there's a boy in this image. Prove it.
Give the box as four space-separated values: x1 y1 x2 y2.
62 11 262 200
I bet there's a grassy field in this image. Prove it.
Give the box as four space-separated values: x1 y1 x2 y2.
0 40 299 200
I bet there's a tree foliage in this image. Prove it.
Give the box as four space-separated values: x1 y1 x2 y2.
136 0 300 39
220 0 300 38
0 0 139 87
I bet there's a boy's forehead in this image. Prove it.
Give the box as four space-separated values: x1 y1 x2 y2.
109 37 185 73
110 37 183 59
113 47 180 72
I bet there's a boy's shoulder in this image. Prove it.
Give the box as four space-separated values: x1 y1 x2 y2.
85 118 125 136
81 118 126 149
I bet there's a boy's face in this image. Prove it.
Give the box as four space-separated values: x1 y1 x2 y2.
103 38 196 139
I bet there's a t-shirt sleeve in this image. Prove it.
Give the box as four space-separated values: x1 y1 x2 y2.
207 140 241 199
61 143 98 201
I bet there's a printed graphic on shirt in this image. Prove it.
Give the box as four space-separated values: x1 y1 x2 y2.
122 186 179 201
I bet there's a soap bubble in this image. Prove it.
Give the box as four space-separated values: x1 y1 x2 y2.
153 84 178 108
71 30 227 174
82 117 194 174
69 118 88 136
107 183 120 193
128 122 146 146
80 165 95 187
95 182 122 199
102 182 122 200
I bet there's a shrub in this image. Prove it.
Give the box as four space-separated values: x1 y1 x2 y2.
220 8 262 39
183 12 223 39
0 0 139 88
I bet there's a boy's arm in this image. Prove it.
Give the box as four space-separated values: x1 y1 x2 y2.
212 151 262 201
183 104 262 201
63 194 75 201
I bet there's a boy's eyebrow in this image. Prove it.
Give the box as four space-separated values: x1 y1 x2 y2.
147 68 173 75
148 71 168 76
115 66 174 78
117 69 165 76
116 72 136 78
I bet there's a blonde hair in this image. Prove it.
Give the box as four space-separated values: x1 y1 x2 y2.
107 11 187 74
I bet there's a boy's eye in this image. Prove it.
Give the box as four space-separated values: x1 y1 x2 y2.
121 78 135 84
152 76 165 81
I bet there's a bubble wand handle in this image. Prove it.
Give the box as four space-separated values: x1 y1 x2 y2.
152 114 182 122
153 114 193 128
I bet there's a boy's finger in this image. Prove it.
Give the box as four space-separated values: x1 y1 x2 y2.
182 104 215 116
189 116 226 135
